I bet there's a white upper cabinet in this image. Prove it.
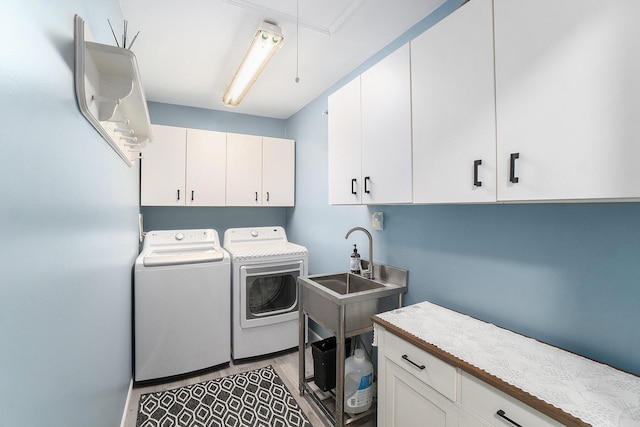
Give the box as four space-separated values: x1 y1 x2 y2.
328 44 412 205
361 43 413 204
411 0 496 204
226 133 263 206
185 129 226 206
262 137 295 206
141 125 226 206
226 133 295 206
328 76 362 205
143 127 295 207
141 124 187 206
494 0 640 201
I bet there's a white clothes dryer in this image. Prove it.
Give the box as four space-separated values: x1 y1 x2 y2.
223 226 308 361
134 229 230 383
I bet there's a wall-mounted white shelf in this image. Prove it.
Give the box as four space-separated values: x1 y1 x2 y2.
74 14 152 166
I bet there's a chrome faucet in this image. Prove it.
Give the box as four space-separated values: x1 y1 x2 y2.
345 227 373 279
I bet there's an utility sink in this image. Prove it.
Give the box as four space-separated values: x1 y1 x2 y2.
311 272 385 295
298 263 408 336
298 263 408 427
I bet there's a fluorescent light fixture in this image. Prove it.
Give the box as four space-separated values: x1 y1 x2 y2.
222 21 284 106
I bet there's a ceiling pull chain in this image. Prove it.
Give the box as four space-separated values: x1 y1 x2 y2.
295 0 300 83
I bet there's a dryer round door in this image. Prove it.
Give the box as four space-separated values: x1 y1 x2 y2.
247 273 297 318
239 262 302 328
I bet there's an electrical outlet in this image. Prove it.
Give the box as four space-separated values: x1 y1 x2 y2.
372 212 383 230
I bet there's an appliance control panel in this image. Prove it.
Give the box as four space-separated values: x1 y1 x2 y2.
223 226 287 245
143 229 219 247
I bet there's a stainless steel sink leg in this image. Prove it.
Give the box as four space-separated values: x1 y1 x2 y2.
299 290 305 396
336 304 346 427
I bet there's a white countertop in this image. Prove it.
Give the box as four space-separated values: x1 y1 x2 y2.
375 301 640 427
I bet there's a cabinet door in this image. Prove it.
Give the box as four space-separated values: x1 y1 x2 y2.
226 133 262 206
383 359 458 427
328 76 362 205
495 0 640 201
262 137 295 206
186 129 226 206
412 0 496 204
141 124 186 206
361 43 412 204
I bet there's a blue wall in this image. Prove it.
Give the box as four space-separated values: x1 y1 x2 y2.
286 0 640 376
1 1 138 426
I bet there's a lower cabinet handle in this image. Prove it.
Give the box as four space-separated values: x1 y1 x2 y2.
255 192 258 202
364 176 371 194
497 410 523 427
351 178 357 195
177 189 180 200
473 159 483 187
266 191 270 202
509 153 520 183
191 190 194 201
401 354 425 370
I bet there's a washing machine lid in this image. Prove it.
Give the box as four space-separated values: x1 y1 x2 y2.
141 229 225 266
143 245 224 266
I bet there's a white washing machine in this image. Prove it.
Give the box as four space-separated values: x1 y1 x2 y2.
223 226 308 361
134 229 230 383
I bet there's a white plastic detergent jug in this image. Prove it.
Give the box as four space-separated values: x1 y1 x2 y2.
344 349 373 414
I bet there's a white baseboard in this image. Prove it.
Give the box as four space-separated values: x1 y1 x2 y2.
119 379 134 427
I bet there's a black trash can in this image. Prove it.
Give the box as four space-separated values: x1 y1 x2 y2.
312 337 336 391
311 337 353 392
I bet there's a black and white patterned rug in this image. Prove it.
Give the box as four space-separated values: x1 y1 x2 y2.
136 365 312 427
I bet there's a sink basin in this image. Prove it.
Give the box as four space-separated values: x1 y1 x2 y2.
312 273 385 295
298 264 408 336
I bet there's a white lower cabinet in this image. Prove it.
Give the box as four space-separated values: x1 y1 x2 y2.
378 326 458 426
384 360 458 427
376 325 563 427
459 372 563 427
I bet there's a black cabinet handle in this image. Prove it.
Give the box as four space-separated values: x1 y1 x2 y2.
509 153 520 183
401 354 425 370
497 410 522 427
474 159 482 187
255 192 258 202
191 190 194 201
364 176 371 194
177 189 180 200
351 178 357 195
266 191 270 202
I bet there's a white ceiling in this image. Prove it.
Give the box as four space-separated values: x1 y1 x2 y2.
120 0 447 119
